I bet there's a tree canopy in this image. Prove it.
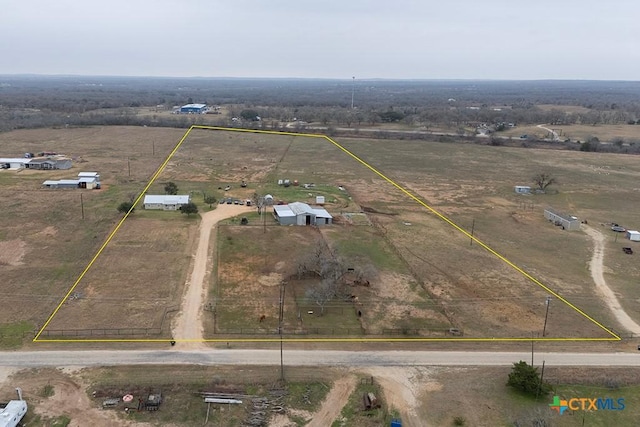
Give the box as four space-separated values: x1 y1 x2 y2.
204 195 217 208
117 201 135 214
180 201 198 216
532 173 557 192
164 182 178 195
507 361 551 397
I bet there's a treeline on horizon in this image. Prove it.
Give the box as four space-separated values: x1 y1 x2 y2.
2 75 640 154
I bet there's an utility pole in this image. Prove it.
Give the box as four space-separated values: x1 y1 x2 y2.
80 193 84 220
127 157 131 177
542 296 551 337
351 76 355 109
536 360 546 400
278 280 286 381
531 331 534 365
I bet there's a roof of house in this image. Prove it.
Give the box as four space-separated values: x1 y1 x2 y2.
78 172 99 177
143 195 190 205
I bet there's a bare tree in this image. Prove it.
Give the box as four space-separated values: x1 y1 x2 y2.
306 279 336 316
532 173 557 192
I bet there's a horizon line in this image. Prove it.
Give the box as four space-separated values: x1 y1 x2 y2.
2 73 640 83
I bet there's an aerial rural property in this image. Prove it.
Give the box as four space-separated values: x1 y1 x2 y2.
4 1 640 425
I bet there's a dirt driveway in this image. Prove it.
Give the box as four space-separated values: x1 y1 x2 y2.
583 225 640 334
171 204 253 348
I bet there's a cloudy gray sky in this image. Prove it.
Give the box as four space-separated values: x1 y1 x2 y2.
1 0 638 80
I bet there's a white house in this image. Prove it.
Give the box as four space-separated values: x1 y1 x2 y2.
273 202 332 226
143 195 190 210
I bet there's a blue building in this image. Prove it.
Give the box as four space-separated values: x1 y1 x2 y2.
179 103 208 114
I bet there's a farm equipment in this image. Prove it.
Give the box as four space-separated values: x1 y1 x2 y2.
145 393 163 411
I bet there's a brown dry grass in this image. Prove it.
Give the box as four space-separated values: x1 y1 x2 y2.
2 126 640 344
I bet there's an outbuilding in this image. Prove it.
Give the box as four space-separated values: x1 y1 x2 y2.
273 202 332 226
544 208 580 231
514 185 531 194
0 158 29 169
179 103 208 114
626 230 640 242
143 195 190 210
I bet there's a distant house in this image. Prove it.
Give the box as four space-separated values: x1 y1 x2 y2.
26 157 72 170
544 208 580 231
143 195 190 210
273 202 332 226
514 186 531 194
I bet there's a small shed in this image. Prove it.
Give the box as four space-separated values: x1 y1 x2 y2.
77 172 100 189
316 196 325 205
626 230 640 242
514 185 531 194
544 208 580 231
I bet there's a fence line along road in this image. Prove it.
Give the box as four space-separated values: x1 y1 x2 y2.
2 350 640 369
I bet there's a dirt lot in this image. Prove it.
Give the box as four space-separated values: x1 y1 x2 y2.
3 363 640 426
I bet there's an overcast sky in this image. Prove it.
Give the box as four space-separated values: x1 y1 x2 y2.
1 0 638 80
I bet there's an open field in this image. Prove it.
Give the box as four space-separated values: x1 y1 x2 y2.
501 123 640 142
2 126 640 344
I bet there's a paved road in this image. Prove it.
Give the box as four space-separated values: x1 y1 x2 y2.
1 349 639 368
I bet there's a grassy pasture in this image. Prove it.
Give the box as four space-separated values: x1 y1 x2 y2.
502 123 640 142
2 126 640 343
423 366 640 426
0 126 186 340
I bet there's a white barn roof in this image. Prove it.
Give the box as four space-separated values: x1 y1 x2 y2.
275 202 332 219
273 205 296 217
144 195 190 205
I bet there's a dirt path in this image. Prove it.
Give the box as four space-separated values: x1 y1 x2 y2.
171 204 253 348
536 124 560 141
363 367 432 427
306 374 357 427
583 225 640 334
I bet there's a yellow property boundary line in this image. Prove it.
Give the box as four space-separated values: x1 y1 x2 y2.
34 125 620 343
